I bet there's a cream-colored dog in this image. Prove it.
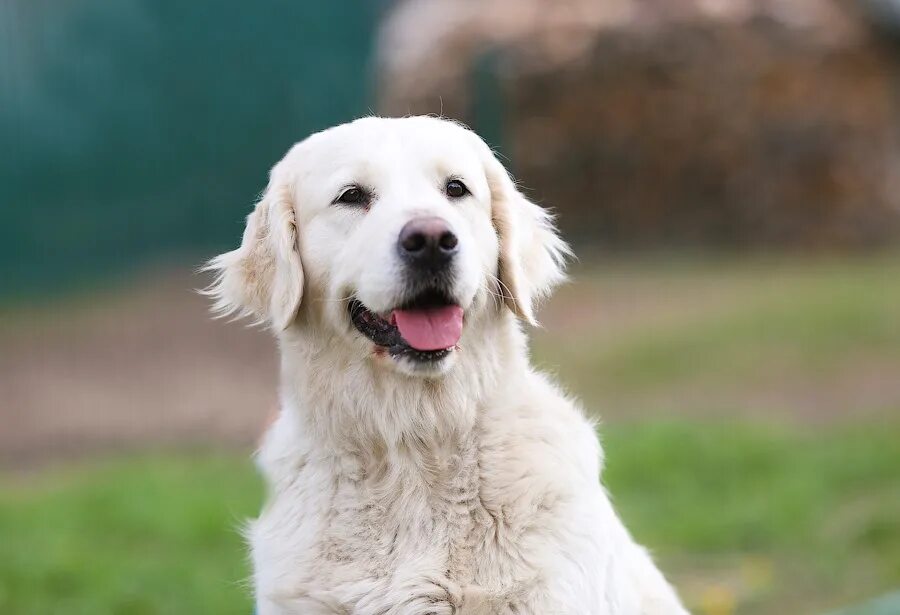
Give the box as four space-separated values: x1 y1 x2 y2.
207 116 688 614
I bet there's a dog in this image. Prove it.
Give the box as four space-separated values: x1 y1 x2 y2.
206 116 688 614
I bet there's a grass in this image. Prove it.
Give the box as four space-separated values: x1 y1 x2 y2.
0 455 262 615
605 422 900 614
2 252 899 614
1 422 898 614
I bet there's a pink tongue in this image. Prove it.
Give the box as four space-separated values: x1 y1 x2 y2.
392 305 464 351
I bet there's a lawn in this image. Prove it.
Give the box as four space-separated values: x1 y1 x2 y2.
1 253 899 614
1 422 898 615
0 456 262 615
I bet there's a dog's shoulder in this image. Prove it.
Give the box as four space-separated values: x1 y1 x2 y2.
479 368 603 500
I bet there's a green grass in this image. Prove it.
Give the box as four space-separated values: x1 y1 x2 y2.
608 422 900 553
604 421 900 614
0 455 262 615
1 423 898 614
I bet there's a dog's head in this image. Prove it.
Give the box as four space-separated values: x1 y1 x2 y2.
206 117 568 376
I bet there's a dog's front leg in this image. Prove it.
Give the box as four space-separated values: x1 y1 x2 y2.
351 574 476 615
258 585 352 615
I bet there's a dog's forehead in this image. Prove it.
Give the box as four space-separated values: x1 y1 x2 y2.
289 117 482 180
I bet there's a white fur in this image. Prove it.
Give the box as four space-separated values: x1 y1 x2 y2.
207 116 688 614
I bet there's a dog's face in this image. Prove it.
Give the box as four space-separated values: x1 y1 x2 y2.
208 117 567 376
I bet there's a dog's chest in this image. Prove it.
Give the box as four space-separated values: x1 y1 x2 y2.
321 443 492 583
253 436 546 596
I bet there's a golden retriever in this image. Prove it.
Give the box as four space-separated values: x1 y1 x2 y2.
206 116 688 614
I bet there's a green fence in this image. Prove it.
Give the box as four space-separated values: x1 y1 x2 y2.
0 1 377 297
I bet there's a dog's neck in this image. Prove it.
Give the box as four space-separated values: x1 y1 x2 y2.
276 313 527 455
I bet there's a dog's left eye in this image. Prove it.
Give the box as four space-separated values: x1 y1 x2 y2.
445 179 469 199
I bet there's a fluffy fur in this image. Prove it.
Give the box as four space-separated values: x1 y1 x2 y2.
206 116 688 614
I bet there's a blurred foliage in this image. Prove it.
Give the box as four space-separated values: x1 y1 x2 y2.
378 0 900 248
0 1 375 296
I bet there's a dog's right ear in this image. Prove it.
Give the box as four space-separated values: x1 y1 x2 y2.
203 169 303 330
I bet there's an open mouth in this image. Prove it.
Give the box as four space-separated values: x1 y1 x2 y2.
348 288 464 362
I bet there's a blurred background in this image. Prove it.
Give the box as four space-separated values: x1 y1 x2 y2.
2 0 899 613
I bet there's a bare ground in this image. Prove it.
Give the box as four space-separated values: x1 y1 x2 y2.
0 269 276 469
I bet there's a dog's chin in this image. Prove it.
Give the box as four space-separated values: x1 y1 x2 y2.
348 289 463 378
389 348 458 377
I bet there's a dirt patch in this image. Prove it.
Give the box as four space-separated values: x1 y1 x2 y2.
0 269 277 470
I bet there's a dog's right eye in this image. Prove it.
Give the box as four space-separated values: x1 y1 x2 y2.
334 186 369 207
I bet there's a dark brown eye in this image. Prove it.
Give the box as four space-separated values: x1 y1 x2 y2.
335 186 368 207
446 179 469 199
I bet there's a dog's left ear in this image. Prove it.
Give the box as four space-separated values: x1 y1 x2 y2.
480 145 570 326
204 168 303 330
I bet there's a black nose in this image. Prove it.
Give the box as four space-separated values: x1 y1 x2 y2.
398 217 458 270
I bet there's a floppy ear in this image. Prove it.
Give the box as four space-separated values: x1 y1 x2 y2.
204 173 303 330
483 151 570 326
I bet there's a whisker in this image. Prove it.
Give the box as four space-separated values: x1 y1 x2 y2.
486 272 513 303
482 280 504 300
313 295 356 305
482 275 508 310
